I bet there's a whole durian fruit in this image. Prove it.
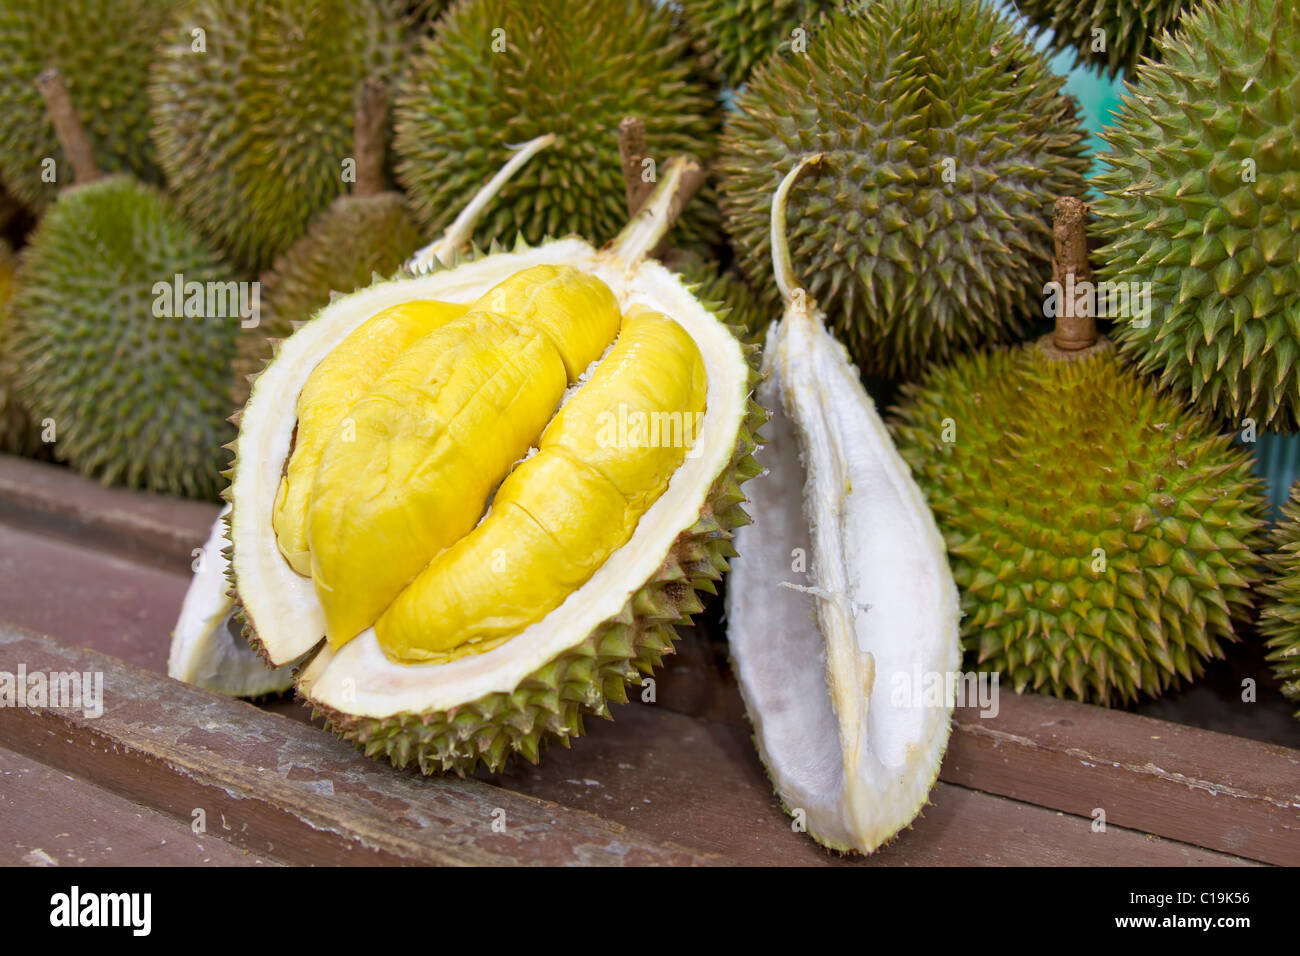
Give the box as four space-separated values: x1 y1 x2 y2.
11 71 241 499
1258 483 1300 719
678 0 839 89
150 0 407 271
393 0 722 250
719 0 1089 378
891 338 1268 704
1094 0 1300 430
232 79 424 410
1015 0 1192 78
0 0 180 212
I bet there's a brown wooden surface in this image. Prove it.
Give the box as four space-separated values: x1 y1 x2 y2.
1 453 1295 866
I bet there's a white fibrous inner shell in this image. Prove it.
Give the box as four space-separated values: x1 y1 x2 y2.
230 238 748 718
726 308 961 854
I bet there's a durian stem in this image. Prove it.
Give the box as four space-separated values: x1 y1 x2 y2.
36 69 101 186
406 133 556 273
606 156 705 267
1051 196 1097 350
772 153 827 311
353 76 390 199
618 117 654 216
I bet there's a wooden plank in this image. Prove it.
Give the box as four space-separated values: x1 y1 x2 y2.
944 694 1300 866
483 695 1256 866
0 747 275 866
0 626 715 866
0 454 216 571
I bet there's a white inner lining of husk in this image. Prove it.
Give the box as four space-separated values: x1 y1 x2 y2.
231 238 748 717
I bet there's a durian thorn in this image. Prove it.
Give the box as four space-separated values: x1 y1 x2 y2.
352 76 390 199
1049 195 1098 352
605 155 705 268
35 68 102 187
771 153 828 316
407 132 556 273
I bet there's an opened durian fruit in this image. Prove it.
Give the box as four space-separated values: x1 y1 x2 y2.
726 156 961 853
216 146 764 773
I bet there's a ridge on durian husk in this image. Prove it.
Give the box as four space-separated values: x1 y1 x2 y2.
11 176 239 498
0 0 180 212
890 339 1269 705
232 192 424 410
1094 0 1300 430
718 0 1089 378
1258 482 1300 719
149 0 407 271
227 192 764 774
1015 0 1192 78
393 0 722 251
678 0 839 89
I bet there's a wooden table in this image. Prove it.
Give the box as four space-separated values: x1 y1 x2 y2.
1 454 1296 865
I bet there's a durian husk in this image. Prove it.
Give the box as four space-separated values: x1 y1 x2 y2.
1258 482 1300 719
227 163 764 773
1015 0 1192 78
0 240 44 456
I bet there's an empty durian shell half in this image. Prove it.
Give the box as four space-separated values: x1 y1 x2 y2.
224 144 762 773
168 507 296 698
726 156 962 854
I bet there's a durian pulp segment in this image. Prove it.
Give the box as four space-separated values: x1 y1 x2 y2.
168 508 295 698
726 311 960 854
308 312 571 648
272 300 470 576
376 306 708 662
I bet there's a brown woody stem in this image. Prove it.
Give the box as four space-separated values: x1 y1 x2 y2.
618 117 654 216
353 77 389 199
36 68 101 186
1051 196 1097 351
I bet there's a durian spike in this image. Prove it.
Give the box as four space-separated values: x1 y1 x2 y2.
771 153 829 319
606 155 705 268
352 76 390 200
35 68 101 187
1050 195 1099 352
407 132 557 274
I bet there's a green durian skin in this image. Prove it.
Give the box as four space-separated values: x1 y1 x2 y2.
1258 483 1300 719
1015 0 1192 78
0 240 44 456
393 0 723 251
890 340 1268 706
11 177 239 499
231 192 424 410
719 0 1089 379
673 255 771 344
1095 0 1300 431
678 0 839 88
150 0 407 272
0 0 181 213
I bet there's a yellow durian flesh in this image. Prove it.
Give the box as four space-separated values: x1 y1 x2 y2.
375 307 708 662
308 311 569 647
470 264 621 381
271 300 468 575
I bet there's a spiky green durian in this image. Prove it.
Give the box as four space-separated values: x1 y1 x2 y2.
1095 0 1300 430
393 0 722 250
0 0 180 212
150 0 406 271
1258 482 1300 718
671 254 769 343
890 338 1268 705
10 177 240 498
1015 0 1192 78
678 0 839 88
719 0 1089 378
0 241 43 456
232 189 423 410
